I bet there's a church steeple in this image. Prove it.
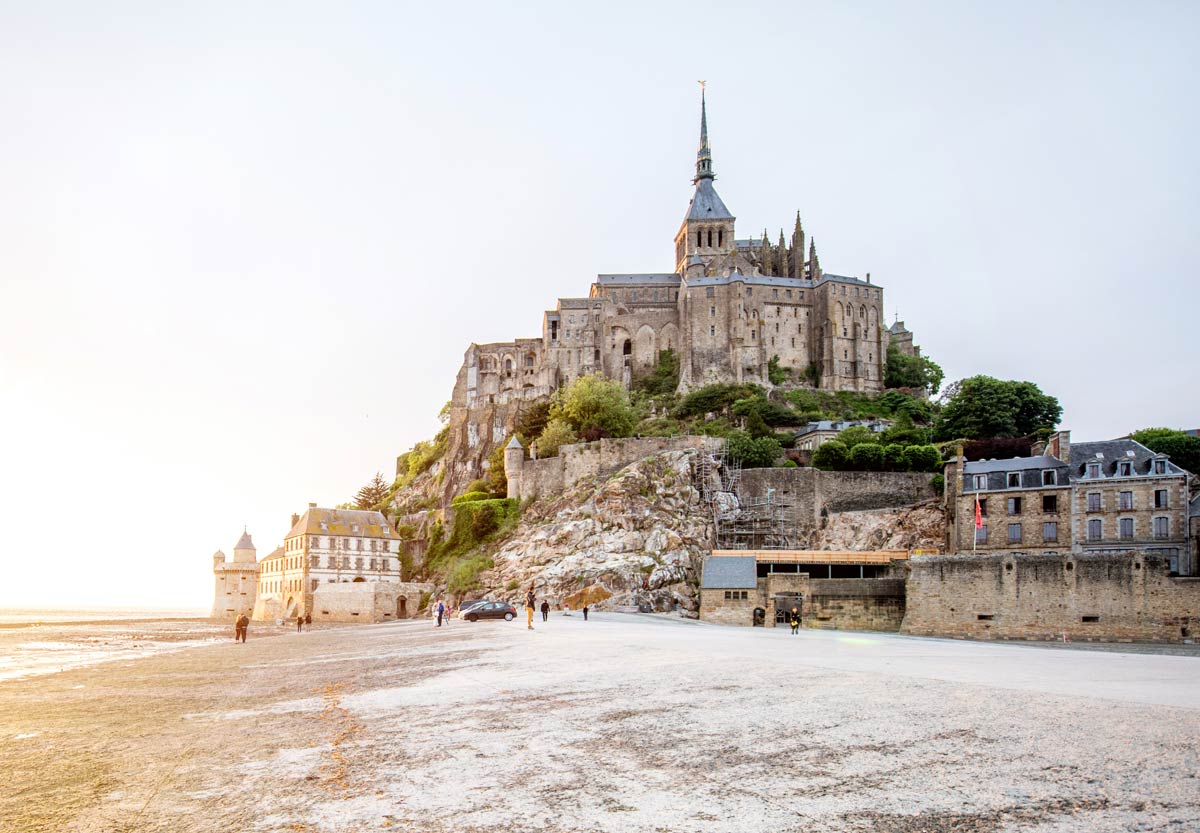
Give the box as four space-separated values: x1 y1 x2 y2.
695 85 714 183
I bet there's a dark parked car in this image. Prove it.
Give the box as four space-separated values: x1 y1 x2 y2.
461 601 516 622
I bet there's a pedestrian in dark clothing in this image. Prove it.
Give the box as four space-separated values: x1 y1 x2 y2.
296 614 303 633
582 605 589 621
304 613 312 628
235 613 250 643
540 600 550 622
436 600 445 627
525 587 536 630
788 607 801 635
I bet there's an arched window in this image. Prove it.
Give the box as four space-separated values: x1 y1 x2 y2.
504 358 513 375
697 230 702 247
622 339 632 356
707 229 713 247
718 229 724 247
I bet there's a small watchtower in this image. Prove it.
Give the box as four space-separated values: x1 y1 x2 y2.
504 436 525 500
211 528 260 619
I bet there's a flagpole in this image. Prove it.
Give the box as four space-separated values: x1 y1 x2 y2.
974 493 979 554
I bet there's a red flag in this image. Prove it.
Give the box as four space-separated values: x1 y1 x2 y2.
975 495 983 529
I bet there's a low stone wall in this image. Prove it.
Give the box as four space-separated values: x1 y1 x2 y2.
312 581 431 624
699 588 757 627
514 435 724 500
806 578 906 631
902 552 1200 642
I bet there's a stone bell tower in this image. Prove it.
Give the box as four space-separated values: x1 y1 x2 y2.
210 528 260 619
673 86 736 274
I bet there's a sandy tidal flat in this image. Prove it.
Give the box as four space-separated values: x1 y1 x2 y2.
1 614 1199 832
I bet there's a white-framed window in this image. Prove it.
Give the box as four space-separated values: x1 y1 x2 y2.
1119 518 1134 539
1042 470 1056 486
1086 463 1100 478
1119 491 1134 510
1154 460 1167 474
1087 492 1102 512
1088 519 1102 541
1118 462 1132 476
1007 472 1020 488
973 474 987 490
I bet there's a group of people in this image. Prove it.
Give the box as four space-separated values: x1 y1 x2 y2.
434 599 455 626
526 587 588 629
232 610 314 641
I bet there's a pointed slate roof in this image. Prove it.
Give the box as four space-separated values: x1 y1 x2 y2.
685 178 733 221
506 435 523 450
234 530 255 550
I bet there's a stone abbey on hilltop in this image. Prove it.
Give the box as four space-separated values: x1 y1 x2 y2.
453 91 920 414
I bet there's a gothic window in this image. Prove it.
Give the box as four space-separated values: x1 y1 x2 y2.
594 348 600 361
707 229 713 247
860 305 866 319
697 230 702 247
709 326 715 337
710 306 715 317
751 330 756 340
622 339 631 356
718 229 723 247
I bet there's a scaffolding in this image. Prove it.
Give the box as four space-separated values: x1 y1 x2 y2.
693 444 796 551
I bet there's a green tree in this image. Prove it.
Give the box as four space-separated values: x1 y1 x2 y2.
552 373 636 438
634 349 680 395
1130 428 1200 474
836 425 877 447
903 444 943 473
732 396 799 426
353 472 390 511
515 400 551 446
933 376 1061 441
535 418 578 458
848 443 885 471
744 407 772 438
811 440 848 471
884 344 944 395
882 443 907 471
767 355 787 385
726 430 782 468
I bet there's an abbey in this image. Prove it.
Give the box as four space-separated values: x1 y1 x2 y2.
456 92 919 411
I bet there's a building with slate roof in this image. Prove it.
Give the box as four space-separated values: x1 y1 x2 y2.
944 430 1197 574
453 90 920 417
252 504 410 621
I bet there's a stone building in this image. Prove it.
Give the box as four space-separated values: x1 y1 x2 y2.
944 431 1195 574
210 529 260 619
450 90 919 416
700 549 909 630
793 419 891 453
253 505 406 621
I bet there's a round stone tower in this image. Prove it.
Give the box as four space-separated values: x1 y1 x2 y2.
504 436 525 500
211 528 260 619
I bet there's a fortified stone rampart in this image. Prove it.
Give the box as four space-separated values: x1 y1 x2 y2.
508 435 725 501
311 581 431 623
902 552 1200 642
737 468 936 528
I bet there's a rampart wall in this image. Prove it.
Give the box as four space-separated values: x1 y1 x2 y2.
902 552 1200 642
737 468 936 527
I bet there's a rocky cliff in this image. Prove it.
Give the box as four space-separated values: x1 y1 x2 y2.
487 449 714 615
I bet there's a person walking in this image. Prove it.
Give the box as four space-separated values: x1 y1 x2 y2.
436 599 445 627
540 599 550 622
582 605 589 621
304 612 312 629
296 613 303 633
788 606 801 635
525 586 536 630
235 612 249 643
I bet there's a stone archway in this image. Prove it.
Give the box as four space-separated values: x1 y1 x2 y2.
285 597 297 619
398 596 408 619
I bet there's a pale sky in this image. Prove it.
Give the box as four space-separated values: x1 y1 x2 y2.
1 2 1196 608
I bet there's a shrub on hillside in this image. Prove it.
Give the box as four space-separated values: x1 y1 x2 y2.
811 440 848 471
904 444 943 472
847 443 885 471
726 430 782 468
675 383 762 418
553 373 636 438
535 418 578 458
882 443 907 470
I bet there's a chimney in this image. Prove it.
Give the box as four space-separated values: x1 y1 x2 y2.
308 501 317 508
1047 430 1071 464
1031 440 1047 456
866 272 871 283
291 513 300 528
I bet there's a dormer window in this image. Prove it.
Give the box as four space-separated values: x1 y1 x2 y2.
1007 473 1020 488
1086 463 1100 478
1042 470 1056 486
1118 462 1131 476
1154 460 1167 474
973 475 987 490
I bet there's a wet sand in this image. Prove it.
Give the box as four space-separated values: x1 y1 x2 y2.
1 615 1198 833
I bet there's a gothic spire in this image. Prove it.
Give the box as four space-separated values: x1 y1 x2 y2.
694 85 714 184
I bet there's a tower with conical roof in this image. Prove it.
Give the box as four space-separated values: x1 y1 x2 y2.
211 528 260 618
673 86 736 273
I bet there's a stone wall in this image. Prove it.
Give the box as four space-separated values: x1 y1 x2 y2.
736 468 937 533
699 588 758 627
311 581 432 624
902 552 1200 642
511 435 724 501
806 578 906 631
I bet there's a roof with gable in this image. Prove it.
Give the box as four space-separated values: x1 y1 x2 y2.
258 545 286 563
285 507 396 540
701 556 757 589
1070 439 1189 479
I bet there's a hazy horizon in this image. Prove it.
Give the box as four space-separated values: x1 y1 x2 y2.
1 1 1196 608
